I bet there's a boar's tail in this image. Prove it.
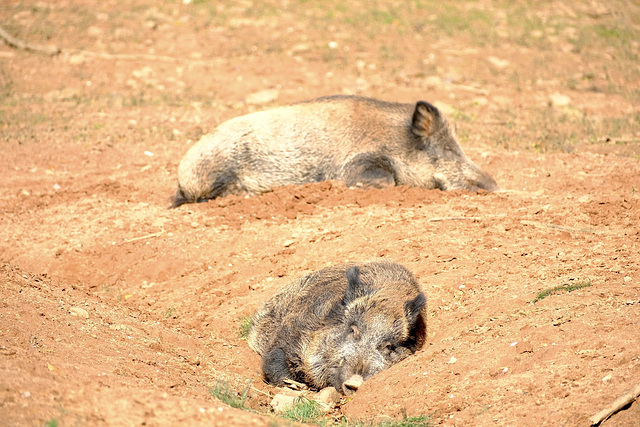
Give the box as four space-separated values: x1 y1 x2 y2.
170 186 190 209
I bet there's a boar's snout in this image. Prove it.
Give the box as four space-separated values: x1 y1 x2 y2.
342 374 364 395
466 170 499 193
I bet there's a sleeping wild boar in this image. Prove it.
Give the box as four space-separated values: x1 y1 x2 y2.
172 95 497 207
247 260 427 395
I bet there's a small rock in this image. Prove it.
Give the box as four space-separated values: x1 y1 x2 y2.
68 53 87 65
270 389 304 412
69 307 89 319
623 276 632 283
245 89 279 106
549 93 571 107
602 373 612 382
487 56 510 69
289 43 311 54
283 239 295 248
315 387 341 406
578 195 591 203
447 356 457 364
87 26 103 37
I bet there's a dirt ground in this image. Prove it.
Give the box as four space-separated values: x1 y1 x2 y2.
1 1 639 426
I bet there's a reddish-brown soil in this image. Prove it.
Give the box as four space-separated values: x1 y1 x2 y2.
1 1 639 426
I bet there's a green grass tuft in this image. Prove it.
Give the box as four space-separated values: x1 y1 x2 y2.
531 281 592 303
209 379 251 409
281 397 325 424
239 316 252 340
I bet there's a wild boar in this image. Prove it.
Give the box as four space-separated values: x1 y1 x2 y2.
247 260 427 395
172 95 498 207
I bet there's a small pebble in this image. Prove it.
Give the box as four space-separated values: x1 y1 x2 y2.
69 307 89 319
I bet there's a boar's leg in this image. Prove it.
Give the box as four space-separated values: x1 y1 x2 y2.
343 153 397 189
262 347 292 385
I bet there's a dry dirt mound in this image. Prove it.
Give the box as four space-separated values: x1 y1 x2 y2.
1 0 639 426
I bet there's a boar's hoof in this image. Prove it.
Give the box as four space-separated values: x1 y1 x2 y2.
342 374 364 395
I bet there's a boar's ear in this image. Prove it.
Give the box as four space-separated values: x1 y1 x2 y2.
404 292 426 325
411 101 445 139
344 266 365 304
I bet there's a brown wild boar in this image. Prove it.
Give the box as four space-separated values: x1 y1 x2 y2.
172 95 498 207
247 260 427 395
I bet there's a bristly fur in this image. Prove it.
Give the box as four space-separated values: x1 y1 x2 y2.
172 95 498 206
247 260 427 394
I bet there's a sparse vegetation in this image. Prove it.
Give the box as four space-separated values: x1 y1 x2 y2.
327 414 433 427
209 379 252 410
531 281 592 303
281 397 325 424
239 316 252 340
163 306 176 318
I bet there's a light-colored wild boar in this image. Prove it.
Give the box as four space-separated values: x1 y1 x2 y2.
247 260 427 395
172 95 498 207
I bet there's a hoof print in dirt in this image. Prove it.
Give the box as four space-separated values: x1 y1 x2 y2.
172 95 498 207
247 260 427 395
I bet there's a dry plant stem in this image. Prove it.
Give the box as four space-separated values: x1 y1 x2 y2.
0 25 60 55
428 216 481 222
589 382 640 425
520 220 605 235
121 230 166 244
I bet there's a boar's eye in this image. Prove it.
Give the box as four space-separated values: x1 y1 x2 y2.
381 342 396 355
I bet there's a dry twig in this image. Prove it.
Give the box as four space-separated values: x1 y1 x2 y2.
590 382 640 425
121 230 166 244
0 25 60 55
429 216 481 222
520 220 605 235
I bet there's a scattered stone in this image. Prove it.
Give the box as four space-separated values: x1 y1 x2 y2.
448 356 457 364
87 26 103 37
289 43 311 54
245 89 279 106
283 239 295 248
132 66 155 79
549 93 571 107
487 56 510 69
623 276 632 283
270 389 304 412
315 387 341 407
578 195 591 203
69 53 88 65
69 307 89 319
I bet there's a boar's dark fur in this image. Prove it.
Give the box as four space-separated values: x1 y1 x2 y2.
247 260 427 395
